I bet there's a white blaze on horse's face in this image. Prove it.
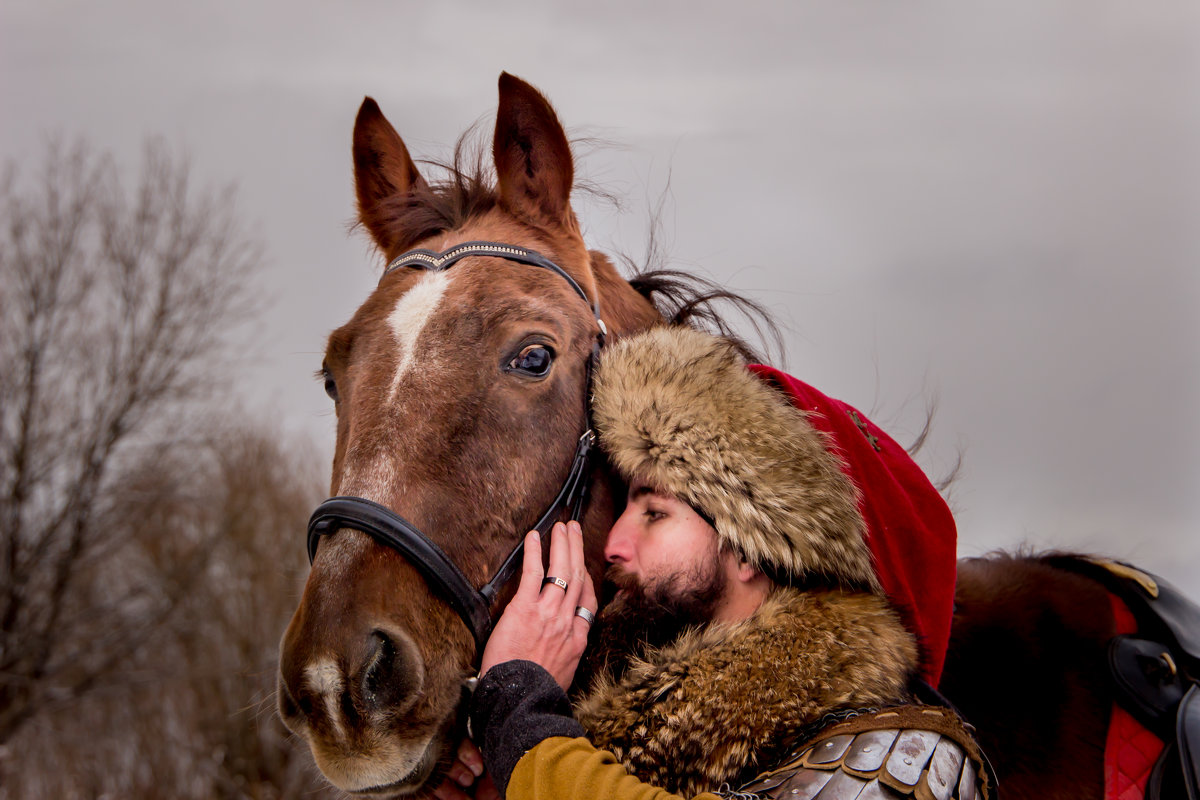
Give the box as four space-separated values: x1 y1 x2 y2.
336 270 453 502
387 270 452 401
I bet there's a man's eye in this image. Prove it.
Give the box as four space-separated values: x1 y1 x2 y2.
506 345 554 377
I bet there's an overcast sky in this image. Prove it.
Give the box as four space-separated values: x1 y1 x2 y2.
4 1 1198 595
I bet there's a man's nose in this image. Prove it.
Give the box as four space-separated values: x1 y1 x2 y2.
604 510 636 564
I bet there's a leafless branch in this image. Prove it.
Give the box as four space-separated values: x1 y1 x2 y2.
0 139 260 746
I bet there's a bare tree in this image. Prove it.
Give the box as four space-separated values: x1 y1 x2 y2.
3 421 336 799
0 140 260 747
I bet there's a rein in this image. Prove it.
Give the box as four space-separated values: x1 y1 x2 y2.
306 242 607 660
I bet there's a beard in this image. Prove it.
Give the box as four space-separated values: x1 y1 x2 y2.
577 557 728 689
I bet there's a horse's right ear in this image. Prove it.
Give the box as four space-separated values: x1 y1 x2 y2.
353 97 429 255
493 73 576 229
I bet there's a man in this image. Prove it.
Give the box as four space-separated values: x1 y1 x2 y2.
463 327 990 799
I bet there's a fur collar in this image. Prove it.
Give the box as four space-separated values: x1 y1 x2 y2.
575 588 918 796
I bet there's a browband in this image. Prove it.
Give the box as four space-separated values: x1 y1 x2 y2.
384 241 600 319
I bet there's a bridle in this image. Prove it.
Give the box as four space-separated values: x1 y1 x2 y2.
306 242 607 660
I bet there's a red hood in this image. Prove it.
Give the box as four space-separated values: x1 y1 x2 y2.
750 364 957 686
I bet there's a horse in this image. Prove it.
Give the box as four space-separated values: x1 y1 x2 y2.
277 74 1194 800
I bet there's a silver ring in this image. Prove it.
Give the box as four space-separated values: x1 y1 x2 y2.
542 576 568 591
574 606 596 625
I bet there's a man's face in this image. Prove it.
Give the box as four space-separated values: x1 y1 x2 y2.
592 484 731 649
580 484 734 675
603 482 725 598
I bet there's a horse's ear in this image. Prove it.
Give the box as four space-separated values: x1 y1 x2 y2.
493 73 575 228
353 97 429 253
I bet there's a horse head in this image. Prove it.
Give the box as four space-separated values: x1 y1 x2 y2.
277 73 662 797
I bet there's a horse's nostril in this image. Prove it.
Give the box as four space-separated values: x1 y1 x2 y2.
362 629 421 713
363 631 393 701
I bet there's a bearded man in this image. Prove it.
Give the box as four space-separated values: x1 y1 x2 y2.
463 327 992 800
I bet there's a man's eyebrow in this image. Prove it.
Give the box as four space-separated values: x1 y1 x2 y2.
628 485 666 502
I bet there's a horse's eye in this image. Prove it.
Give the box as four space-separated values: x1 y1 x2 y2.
506 345 554 377
321 366 339 402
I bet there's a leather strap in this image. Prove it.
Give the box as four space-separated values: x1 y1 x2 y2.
308 496 492 647
1109 634 1187 739
384 240 599 318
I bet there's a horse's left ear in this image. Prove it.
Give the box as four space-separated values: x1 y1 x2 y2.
353 97 430 255
493 73 576 228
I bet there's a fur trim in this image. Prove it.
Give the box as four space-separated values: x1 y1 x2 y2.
575 587 918 795
593 327 878 590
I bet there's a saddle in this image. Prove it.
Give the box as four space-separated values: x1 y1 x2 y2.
1047 555 1200 800
721 705 991 800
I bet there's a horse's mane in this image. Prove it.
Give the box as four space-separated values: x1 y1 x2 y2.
365 126 500 250
626 268 782 365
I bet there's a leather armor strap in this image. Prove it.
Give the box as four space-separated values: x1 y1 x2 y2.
725 706 991 800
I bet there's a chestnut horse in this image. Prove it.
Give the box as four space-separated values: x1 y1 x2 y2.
278 74 1154 800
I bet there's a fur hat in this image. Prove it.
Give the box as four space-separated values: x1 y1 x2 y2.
592 326 879 592
593 326 959 685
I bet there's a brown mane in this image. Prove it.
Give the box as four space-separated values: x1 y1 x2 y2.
361 129 500 255
628 267 781 364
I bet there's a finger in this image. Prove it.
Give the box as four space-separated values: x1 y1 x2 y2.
512 530 544 604
543 522 571 604
578 563 597 616
445 762 475 788
561 521 586 611
457 739 483 778
574 564 599 636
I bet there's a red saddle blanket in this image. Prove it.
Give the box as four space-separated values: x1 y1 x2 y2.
1107 594 1166 800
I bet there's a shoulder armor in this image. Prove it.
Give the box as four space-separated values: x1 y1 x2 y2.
721 707 991 800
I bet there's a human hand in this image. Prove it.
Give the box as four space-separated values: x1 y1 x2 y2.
432 739 498 800
478 521 597 691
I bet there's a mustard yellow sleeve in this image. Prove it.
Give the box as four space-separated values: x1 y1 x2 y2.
507 736 723 800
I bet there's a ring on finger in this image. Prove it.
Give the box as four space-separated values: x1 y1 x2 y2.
542 576 569 591
574 606 595 625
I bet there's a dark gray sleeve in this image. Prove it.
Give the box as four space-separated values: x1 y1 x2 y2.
468 660 586 797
